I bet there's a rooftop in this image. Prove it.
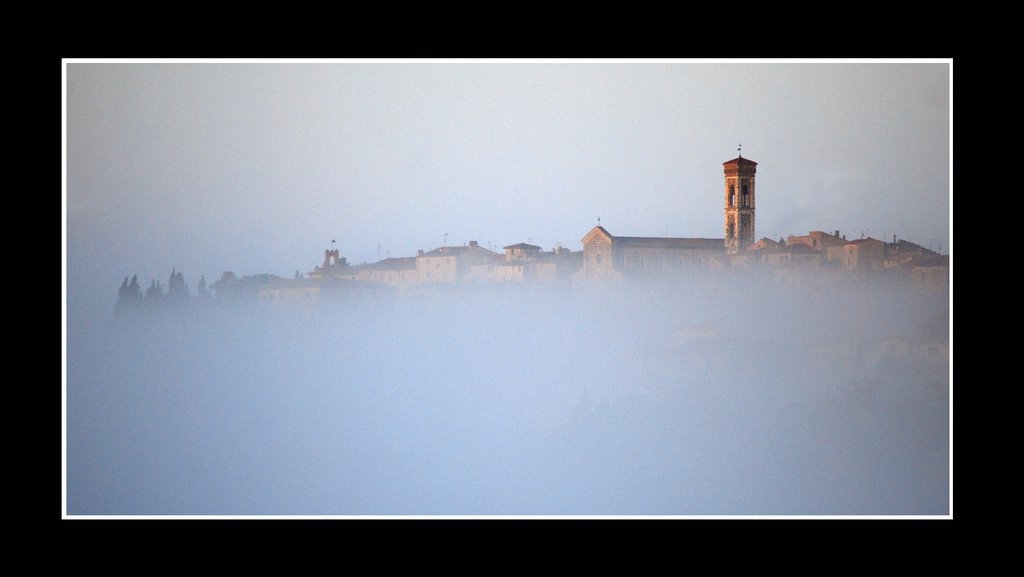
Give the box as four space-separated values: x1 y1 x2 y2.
722 156 758 166
889 239 939 255
847 237 885 245
615 237 725 250
364 256 417 270
420 246 475 258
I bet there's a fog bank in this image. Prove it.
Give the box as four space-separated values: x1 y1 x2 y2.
66 277 949 515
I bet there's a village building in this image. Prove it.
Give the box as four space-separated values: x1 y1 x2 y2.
464 243 581 285
826 237 887 271
256 276 385 304
574 225 725 281
307 248 352 280
883 237 941 268
416 241 505 285
574 154 760 281
750 237 823 267
787 230 847 252
503 243 543 262
531 245 583 284
356 257 420 287
748 237 784 253
910 255 950 290
268 151 946 296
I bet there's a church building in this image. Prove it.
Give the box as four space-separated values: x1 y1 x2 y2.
574 154 757 280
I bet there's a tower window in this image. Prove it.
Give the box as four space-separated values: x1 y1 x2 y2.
729 185 735 207
741 183 750 208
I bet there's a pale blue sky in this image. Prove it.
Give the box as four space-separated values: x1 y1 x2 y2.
65 60 950 299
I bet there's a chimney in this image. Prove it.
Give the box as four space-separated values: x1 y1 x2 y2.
834 230 840 238
469 240 478 249
417 249 424 256
893 234 897 244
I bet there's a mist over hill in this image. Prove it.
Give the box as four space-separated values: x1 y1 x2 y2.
66 273 948 515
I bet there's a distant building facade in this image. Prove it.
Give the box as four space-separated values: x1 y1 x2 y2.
724 156 757 254
270 152 947 298
787 230 847 252
574 225 725 281
827 237 887 271
416 241 505 285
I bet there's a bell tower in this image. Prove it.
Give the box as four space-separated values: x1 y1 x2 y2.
723 148 757 254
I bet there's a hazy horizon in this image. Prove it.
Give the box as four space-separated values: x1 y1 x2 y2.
65 60 950 311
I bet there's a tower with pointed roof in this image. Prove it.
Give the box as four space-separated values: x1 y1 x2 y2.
723 150 757 254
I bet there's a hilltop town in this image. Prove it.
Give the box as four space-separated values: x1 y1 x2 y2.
258 154 949 303
116 154 949 310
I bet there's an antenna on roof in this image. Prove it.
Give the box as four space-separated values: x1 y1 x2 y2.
443 233 448 248
738 143 742 158
598 217 601 225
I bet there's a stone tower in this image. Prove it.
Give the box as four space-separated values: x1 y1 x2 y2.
723 154 757 254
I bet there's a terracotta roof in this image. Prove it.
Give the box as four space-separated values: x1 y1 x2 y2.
889 239 939 255
615 237 724 250
847 237 884 245
420 246 474 258
722 157 757 166
421 245 502 260
750 237 782 250
504 243 542 250
365 257 417 270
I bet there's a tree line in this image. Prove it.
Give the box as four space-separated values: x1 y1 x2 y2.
115 269 294 312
